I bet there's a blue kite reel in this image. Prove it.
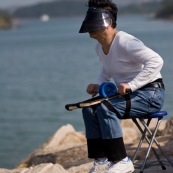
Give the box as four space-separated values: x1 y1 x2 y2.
99 82 117 98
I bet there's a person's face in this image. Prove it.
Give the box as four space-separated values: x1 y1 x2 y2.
89 28 106 40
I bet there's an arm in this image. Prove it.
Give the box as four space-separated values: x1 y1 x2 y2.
125 38 163 91
86 67 111 97
95 67 112 85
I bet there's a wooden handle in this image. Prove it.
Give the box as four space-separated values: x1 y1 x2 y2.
65 104 78 111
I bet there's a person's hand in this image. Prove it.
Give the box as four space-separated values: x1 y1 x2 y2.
86 84 99 97
117 83 131 96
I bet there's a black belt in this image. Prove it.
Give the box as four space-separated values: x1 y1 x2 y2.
140 78 165 90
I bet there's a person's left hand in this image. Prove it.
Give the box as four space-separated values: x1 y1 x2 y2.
117 83 131 96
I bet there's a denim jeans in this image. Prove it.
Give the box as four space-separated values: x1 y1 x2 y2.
82 88 165 139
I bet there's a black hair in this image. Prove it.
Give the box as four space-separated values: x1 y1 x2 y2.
87 0 118 28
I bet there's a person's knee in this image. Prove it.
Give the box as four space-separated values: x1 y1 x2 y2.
82 107 93 120
96 103 108 114
82 107 90 114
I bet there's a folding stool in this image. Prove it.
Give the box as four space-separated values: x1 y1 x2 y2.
130 111 173 173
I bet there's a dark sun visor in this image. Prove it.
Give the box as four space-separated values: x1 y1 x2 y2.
79 7 114 33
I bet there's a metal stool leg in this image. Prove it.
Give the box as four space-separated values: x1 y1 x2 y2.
132 118 151 162
133 118 165 172
141 118 173 167
139 118 163 173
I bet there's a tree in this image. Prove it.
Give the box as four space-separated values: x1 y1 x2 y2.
0 10 12 29
156 0 173 18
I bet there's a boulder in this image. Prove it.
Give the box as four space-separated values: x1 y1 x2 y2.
162 116 173 135
1 116 172 173
0 163 68 173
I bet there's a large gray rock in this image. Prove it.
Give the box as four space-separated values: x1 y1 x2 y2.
17 124 87 169
0 163 68 173
0 117 172 173
162 116 173 135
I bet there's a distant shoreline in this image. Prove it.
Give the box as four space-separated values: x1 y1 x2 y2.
1 0 172 30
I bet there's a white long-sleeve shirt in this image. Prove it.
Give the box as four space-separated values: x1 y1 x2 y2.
95 31 163 92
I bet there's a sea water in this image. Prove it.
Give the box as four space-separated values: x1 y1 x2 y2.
0 15 173 168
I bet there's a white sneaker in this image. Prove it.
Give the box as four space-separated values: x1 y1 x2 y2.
89 159 109 173
103 158 135 173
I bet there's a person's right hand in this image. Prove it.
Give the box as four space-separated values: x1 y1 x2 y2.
86 84 99 97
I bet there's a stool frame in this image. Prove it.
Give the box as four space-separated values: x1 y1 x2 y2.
131 111 173 173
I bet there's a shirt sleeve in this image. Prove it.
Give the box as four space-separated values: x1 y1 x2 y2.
124 38 164 91
95 67 111 85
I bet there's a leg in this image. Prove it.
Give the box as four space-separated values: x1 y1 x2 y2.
82 97 135 173
82 106 106 158
82 100 127 161
82 106 102 139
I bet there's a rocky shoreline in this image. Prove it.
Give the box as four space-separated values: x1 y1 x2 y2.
0 117 173 173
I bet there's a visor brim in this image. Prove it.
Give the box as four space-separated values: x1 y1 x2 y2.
79 18 111 33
